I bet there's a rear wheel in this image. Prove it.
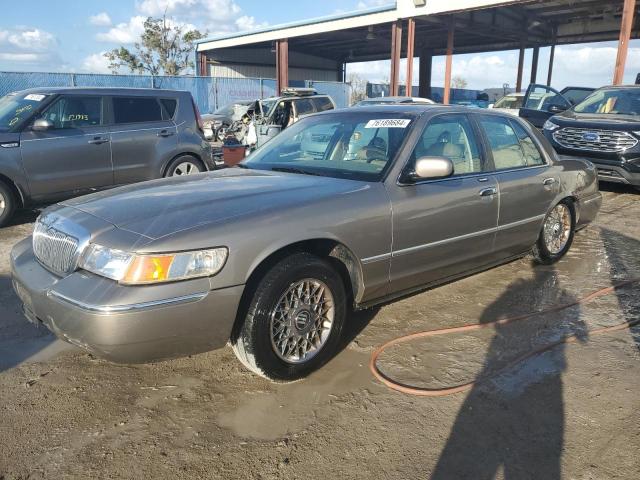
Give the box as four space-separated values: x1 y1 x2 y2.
0 181 16 228
231 252 347 381
532 199 575 264
164 155 204 177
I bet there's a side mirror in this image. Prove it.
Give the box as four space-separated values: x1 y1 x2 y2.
32 118 54 131
406 157 454 182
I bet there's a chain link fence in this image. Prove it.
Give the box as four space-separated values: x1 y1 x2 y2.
0 72 352 113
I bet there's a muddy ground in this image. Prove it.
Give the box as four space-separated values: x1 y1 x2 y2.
1 185 639 480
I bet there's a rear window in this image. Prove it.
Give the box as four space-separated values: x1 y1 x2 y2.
160 98 177 120
113 97 163 124
294 98 315 116
314 97 334 112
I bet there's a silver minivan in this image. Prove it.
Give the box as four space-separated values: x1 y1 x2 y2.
0 87 214 226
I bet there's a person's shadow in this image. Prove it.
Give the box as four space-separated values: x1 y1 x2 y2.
431 266 588 480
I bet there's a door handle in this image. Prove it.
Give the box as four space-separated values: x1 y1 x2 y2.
543 177 556 186
479 187 497 197
88 136 109 145
157 130 175 137
477 177 489 183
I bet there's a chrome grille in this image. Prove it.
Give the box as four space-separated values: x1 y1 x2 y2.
33 218 80 275
553 127 638 153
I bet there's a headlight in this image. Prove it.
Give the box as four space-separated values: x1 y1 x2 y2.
543 120 560 131
79 244 228 285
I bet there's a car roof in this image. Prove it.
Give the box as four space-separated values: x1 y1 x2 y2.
263 94 332 101
12 87 189 96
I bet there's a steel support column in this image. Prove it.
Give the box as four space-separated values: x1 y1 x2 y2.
419 49 433 99
390 20 403 97
443 17 455 105
547 29 556 87
530 46 539 84
197 52 207 76
406 18 416 96
276 38 289 95
516 45 525 92
613 0 637 85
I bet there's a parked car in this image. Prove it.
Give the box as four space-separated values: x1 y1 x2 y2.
11 106 601 381
202 100 254 142
488 92 525 115
355 96 435 106
518 84 595 128
541 85 640 190
0 87 213 227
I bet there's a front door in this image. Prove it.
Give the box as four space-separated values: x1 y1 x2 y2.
519 84 572 128
387 113 500 293
19 95 112 201
477 115 558 257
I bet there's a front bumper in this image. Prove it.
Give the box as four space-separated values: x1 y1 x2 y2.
10 237 244 363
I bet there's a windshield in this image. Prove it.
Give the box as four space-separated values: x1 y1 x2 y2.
243 112 416 181
573 88 640 115
493 95 523 109
0 92 49 132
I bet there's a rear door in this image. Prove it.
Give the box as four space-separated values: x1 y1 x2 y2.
387 113 500 293
476 115 558 257
19 94 112 200
109 96 178 184
519 84 572 128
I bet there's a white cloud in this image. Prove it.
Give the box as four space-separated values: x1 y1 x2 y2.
4 28 56 52
81 52 112 73
96 16 146 43
356 0 393 9
235 15 268 32
0 27 61 69
89 12 112 27
0 52 40 62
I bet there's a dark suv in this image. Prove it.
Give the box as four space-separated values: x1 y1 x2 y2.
539 85 640 190
0 87 213 226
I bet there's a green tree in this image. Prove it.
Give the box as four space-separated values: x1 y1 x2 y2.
105 15 206 76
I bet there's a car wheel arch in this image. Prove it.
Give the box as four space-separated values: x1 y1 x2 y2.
0 173 25 208
232 238 364 339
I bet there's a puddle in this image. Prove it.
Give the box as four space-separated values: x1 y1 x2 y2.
216 348 371 440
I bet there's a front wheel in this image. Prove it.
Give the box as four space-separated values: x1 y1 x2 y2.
0 181 16 228
532 199 575 265
231 253 347 381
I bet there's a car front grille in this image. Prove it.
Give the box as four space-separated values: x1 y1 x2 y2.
33 218 81 276
553 127 638 153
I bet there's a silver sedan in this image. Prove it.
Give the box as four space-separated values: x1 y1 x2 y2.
11 105 601 381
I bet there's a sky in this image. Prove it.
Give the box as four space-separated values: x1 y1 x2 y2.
1 0 640 90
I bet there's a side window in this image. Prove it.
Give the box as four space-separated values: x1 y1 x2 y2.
480 116 528 170
412 114 485 175
160 98 177 120
41 96 102 129
524 85 570 111
313 97 334 112
294 99 315 117
113 97 163 124
510 121 545 166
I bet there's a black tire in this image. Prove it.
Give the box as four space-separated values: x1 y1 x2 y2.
532 199 576 265
231 252 347 381
164 155 204 177
0 181 16 228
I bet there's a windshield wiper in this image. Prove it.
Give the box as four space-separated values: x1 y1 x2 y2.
270 166 324 177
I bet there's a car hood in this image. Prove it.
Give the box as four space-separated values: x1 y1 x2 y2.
201 114 227 123
553 111 640 130
61 168 368 240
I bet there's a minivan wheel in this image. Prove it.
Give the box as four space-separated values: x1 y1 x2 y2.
164 156 204 177
532 199 575 265
0 181 16 228
231 252 347 381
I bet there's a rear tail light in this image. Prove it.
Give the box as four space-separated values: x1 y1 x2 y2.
192 98 204 132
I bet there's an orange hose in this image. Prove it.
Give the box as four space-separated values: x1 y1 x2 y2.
369 278 640 397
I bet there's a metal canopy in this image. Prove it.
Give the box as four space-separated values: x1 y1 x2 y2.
199 1 639 63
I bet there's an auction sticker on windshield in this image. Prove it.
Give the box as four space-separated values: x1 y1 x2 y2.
24 94 46 102
365 119 411 129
